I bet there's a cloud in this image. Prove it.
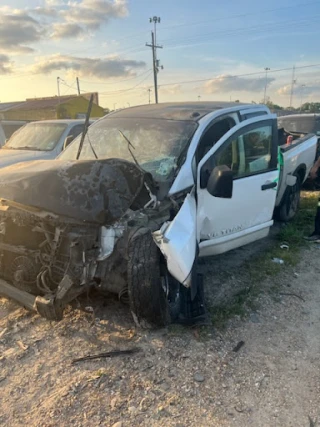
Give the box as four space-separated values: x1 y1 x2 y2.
159 84 182 95
277 82 320 98
0 54 12 74
62 0 128 30
51 23 85 39
0 1 128 56
202 74 275 94
0 10 44 53
277 85 291 96
31 54 146 79
32 7 58 17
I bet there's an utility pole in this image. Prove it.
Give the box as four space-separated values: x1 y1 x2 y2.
57 77 61 104
146 17 163 104
289 65 296 108
148 88 152 104
76 77 81 95
300 84 306 113
263 67 270 104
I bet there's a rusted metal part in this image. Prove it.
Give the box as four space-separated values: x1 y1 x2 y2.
0 278 36 311
0 158 146 224
0 273 81 320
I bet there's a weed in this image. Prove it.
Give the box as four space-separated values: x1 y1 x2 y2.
209 191 318 328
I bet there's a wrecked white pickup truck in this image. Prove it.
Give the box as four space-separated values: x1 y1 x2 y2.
0 102 317 326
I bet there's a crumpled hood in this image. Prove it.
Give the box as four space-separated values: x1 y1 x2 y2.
0 159 145 224
0 148 51 167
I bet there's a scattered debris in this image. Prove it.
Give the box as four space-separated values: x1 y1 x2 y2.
193 372 205 382
249 313 260 324
279 292 305 302
16 340 28 351
0 328 7 339
71 347 141 364
280 244 289 250
294 272 300 278
232 341 245 352
272 257 284 265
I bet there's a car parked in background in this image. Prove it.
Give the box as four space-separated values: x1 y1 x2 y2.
0 119 93 168
0 120 26 147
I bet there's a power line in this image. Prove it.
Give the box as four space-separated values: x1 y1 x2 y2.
157 63 320 88
160 14 320 48
159 0 320 31
98 70 153 96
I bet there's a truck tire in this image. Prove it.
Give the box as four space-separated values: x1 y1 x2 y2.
127 228 204 328
276 174 301 222
127 229 171 328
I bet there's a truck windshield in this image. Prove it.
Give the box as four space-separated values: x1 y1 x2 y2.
278 116 320 135
59 117 197 181
4 122 68 151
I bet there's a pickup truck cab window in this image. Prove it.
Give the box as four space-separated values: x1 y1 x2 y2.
213 124 273 178
196 116 236 163
200 120 277 188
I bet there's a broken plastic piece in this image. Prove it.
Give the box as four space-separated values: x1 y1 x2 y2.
272 257 284 265
280 244 289 250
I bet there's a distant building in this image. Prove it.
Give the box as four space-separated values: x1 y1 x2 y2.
0 93 105 121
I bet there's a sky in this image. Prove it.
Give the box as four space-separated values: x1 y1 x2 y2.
0 0 320 109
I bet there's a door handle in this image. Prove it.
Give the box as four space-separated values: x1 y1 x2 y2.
261 182 277 191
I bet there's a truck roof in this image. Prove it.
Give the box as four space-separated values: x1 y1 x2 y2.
109 102 261 122
27 119 92 125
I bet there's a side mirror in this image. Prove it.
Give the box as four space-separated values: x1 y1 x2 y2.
63 135 74 151
207 165 233 198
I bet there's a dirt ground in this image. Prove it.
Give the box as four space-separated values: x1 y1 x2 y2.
0 236 320 427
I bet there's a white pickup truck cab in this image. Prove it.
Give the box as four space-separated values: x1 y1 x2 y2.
155 104 316 283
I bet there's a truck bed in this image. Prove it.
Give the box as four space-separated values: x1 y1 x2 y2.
275 133 317 207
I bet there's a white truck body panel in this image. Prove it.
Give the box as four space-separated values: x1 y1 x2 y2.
275 134 317 206
157 106 317 285
153 191 197 286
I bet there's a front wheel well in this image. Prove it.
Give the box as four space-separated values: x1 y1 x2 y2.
294 165 306 184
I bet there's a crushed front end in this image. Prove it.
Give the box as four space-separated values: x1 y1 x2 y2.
0 201 100 319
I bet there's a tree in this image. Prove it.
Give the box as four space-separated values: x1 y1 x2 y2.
300 102 320 113
261 96 283 110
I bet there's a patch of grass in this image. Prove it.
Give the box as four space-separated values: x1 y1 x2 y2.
209 191 318 328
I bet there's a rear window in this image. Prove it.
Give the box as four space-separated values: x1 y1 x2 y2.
278 116 320 135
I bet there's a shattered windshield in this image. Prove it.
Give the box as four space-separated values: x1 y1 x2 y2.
59 117 197 181
4 122 68 151
278 116 320 135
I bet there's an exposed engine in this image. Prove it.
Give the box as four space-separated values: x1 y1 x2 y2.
0 206 100 303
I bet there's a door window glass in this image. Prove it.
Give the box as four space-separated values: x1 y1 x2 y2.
213 125 272 178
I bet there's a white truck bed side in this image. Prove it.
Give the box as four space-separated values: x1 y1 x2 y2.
276 134 317 207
